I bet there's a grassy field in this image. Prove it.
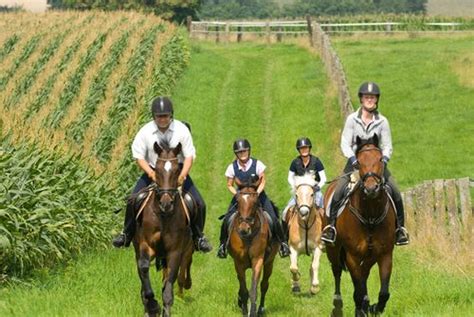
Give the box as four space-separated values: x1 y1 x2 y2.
332 33 474 189
1 41 473 316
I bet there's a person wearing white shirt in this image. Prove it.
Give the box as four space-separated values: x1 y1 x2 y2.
216 139 290 259
320 82 409 246
112 97 212 252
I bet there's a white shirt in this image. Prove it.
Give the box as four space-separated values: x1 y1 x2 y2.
131 119 195 167
225 158 266 179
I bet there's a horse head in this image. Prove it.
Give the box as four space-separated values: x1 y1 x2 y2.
294 173 317 220
355 134 384 199
234 176 261 239
153 140 181 214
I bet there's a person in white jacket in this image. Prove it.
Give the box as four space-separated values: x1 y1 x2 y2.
320 82 409 246
282 137 327 235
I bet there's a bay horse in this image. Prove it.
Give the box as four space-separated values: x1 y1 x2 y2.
228 177 280 317
323 135 396 317
133 141 194 317
285 173 324 295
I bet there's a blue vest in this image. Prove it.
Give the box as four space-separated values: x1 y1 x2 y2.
233 158 258 183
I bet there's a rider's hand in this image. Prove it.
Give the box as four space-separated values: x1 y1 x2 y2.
349 156 359 169
148 172 157 183
381 156 390 165
178 174 186 186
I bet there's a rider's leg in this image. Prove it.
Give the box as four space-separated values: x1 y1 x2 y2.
183 175 212 253
281 197 295 241
321 160 353 245
217 199 237 259
385 170 409 246
260 194 290 257
112 173 151 248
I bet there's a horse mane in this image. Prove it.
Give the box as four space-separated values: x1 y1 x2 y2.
293 173 317 191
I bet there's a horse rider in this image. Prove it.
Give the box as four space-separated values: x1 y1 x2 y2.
112 96 212 253
282 137 327 234
321 82 409 246
216 138 291 259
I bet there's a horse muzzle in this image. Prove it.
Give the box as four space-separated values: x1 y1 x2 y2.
363 184 381 198
298 205 310 219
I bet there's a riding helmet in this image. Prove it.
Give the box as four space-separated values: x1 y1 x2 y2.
296 137 312 150
151 96 174 117
233 139 251 153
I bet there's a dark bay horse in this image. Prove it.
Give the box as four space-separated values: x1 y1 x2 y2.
228 177 280 317
323 135 396 317
133 141 194 317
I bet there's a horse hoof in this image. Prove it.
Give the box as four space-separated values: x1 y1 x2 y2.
257 306 265 316
291 285 301 293
310 284 320 295
369 304 381 316
330 307 343 317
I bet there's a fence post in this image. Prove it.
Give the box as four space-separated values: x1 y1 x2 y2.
186 16 192 33
277 26 283 42
237 26 242 42
306 15 314 47
385 22 392 33
433 179 445 219
225 22 230 43
457 177 472 225
266 21 271 44
215 25 220 43
444 179 460 242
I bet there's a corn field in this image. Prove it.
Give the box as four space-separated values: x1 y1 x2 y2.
0 11 190 282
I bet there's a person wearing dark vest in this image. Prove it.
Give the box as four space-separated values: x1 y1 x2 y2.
320 82 409 246
111 96 212 253
282 137 327 234
216 138 290 259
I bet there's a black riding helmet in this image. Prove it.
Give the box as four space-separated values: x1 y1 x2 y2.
151 96 174 117
358 82 381 105
233 138 251 153
296 137 312 150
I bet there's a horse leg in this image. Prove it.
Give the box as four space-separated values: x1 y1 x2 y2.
309 245 323 295
369 254 392 316
177 245 193 297
289 246 301 293
249 257 264 317
349 270 369 317
234 263 249 316
162 251 182 317
330 263 343 317
258 249 277 316
136 248 161 317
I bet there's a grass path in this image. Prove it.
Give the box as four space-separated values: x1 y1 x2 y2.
1 42 472 316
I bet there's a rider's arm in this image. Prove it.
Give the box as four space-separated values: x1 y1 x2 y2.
179 156 193 180
317 170 327 189
380 118 393 160
287 171 296 189
257 172 266 195
136 159 156 182
341 115 356 159
227 177 237 196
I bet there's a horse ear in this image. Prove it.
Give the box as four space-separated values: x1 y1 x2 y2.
372 133 379 147
173 142 182 156
154 142 163 155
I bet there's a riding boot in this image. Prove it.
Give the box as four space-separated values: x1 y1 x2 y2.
321 203 338 245
393 196 409 246
190 208 212 253
112 200 135 248
217 219 228 259
281 219 289 242
275 221 290 258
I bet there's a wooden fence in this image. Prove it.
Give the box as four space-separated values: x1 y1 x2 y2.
402 177 473 240
311 22 354 118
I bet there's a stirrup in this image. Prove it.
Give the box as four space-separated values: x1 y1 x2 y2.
395 227 410 246
217 244 227 259
321 225 337 244
279 242 290 258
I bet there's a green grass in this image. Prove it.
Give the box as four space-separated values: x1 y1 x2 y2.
1 41 472 316
332 34 474 189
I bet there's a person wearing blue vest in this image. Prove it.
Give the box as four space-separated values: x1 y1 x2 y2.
216 138 290 259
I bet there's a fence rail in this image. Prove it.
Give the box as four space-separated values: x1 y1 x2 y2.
402 177 473 241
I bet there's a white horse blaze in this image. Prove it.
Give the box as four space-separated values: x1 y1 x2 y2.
164 161 172 172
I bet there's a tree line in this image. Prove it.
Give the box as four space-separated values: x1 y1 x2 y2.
48 0 427 22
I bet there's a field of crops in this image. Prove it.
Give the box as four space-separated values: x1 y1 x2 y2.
0 11 190 281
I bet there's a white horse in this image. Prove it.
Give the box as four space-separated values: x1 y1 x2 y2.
284 173 324 294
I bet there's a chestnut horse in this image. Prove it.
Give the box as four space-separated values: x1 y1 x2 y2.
228 178 280 317
285 173 324 295
133 141 194 317
323 135 396 317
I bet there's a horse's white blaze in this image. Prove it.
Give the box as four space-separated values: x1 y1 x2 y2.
164 161 172 172
242 194 249 203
